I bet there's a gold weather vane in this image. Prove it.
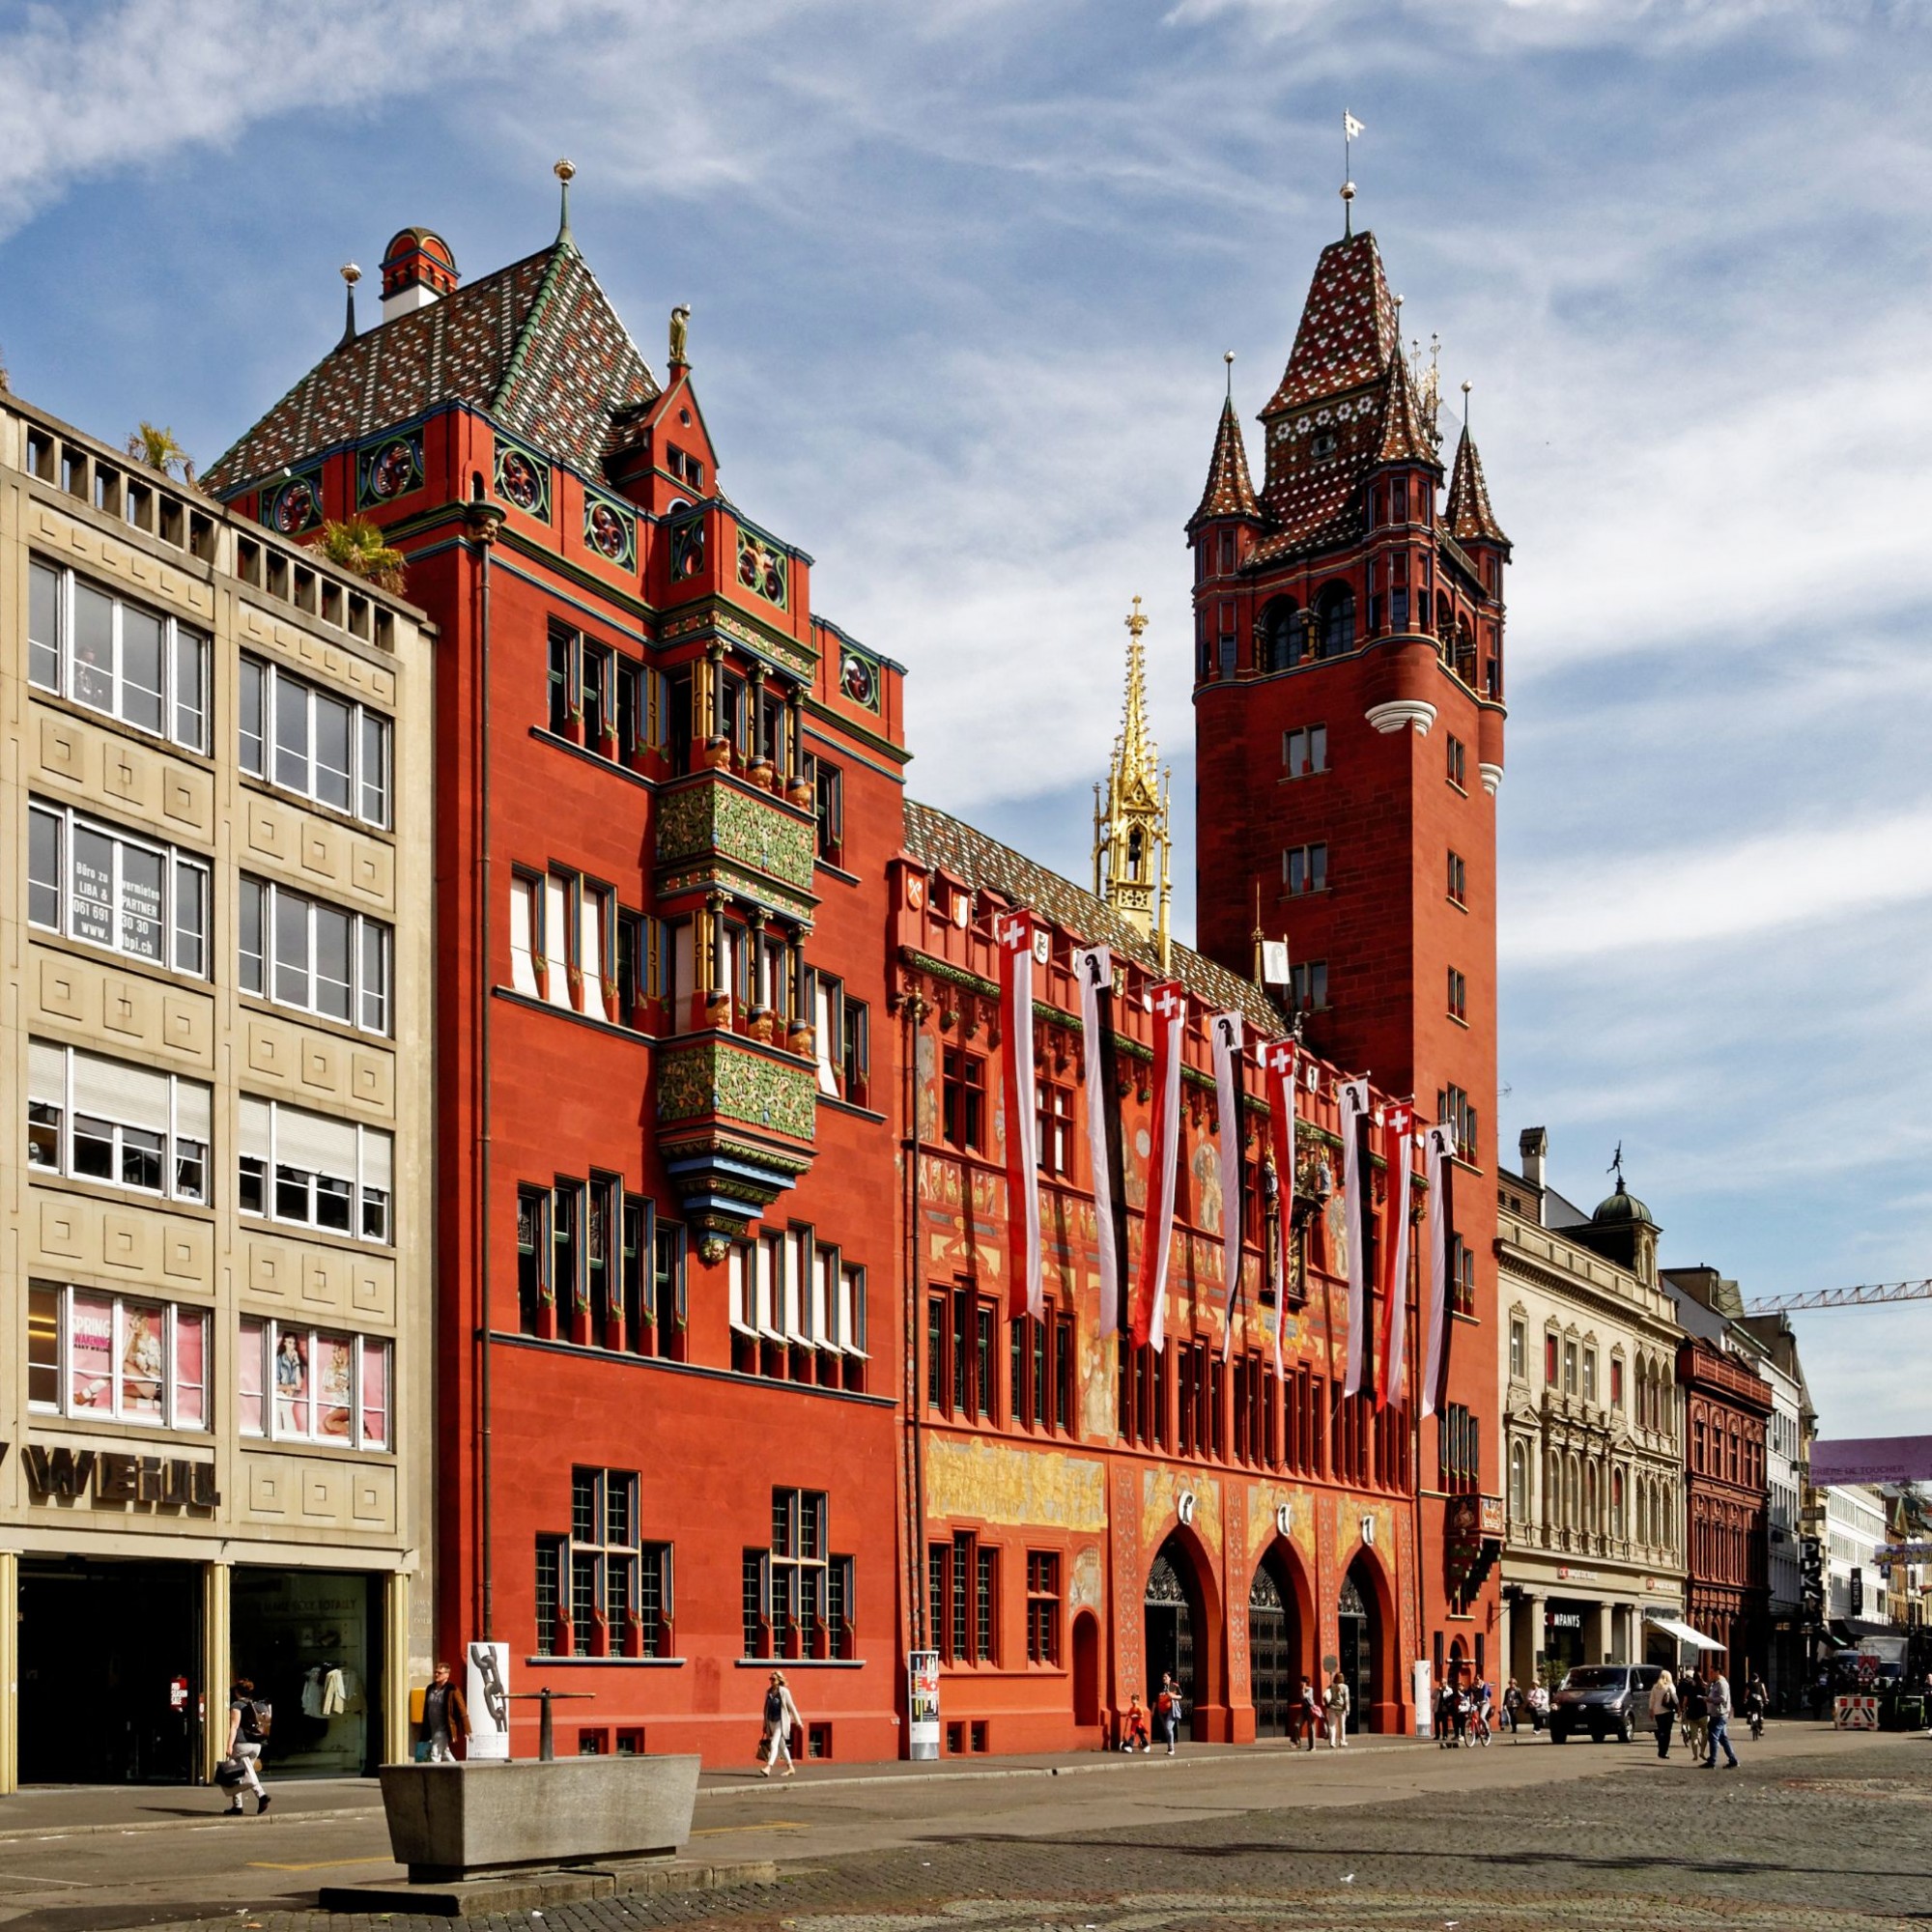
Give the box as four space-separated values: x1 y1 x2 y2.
1094 597 1172 965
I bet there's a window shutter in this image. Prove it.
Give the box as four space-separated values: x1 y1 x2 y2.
71 1050 171 1131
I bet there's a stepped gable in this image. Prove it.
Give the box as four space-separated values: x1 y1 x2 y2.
1444 423 1509 549
902 799 1290 1038
1188 397 1262 527
204 241 658 494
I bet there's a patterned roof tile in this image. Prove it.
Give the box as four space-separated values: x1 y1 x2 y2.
1260 232 1397 419
901 799 1292 1038
204 242 657 494
1444 424 1509 549
1188 397 1261 527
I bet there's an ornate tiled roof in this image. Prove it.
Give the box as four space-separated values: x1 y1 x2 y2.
1377 345 1438 468
204 241 659 494
1261 232 1397 419
1444 424 1509 549
901 799 1291 1037
1188 398 1261 527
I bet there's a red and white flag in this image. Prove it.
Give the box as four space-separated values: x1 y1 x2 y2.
1421 1120 1457 1417
1131 980 1187 1352
1377 1105 1414 1410
1339 1077 1371 1397
1212 1012 1245 1360
997 910 1042 1321
1073 945 1122 1338
1261 1037 1297 1381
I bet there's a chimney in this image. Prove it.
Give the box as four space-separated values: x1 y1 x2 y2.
1519 1126 1548 1221
379 227 460 323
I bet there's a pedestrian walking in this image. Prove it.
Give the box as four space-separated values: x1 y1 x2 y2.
221 1678 270 1815
1295 1676 1321 1750
1648 1666 1678 1759
1324 1670 1350 1747
1122 1694 1151 1752
1473 1678 1493 1746
1680 1669 1708 1761
1156 1673 1182 1754
1526 1681 1549 1733
1501 1677 1523 1737
1435 1679 1459 1747
415 1660 469 1762
1703 1665 1739 1769
758 1669 803 1777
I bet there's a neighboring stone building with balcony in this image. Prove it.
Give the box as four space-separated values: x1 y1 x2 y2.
1495 1131 1688 1684
0 393 435 1788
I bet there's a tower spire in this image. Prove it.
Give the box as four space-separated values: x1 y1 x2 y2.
554 157 577 248
1093 596 1172 958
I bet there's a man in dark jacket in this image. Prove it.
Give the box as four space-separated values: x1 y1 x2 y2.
418 1661 469 1762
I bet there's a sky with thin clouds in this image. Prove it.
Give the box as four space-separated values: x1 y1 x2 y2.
4 0 1928 1438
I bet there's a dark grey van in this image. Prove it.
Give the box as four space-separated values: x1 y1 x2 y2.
1548 1663 1664 1743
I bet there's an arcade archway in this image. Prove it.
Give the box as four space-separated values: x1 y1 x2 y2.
1247 1546 1311 1737
1145 1536 1206 1739
1336 1557 1384 1735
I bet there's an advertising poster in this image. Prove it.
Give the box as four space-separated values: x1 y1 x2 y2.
1412 1660 1433 1737
468 1640 511 1760
908 1650 941 1760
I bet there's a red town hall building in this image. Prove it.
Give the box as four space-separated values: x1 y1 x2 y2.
205 187 1510 1761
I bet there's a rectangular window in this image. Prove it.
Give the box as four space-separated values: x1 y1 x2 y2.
1036 1081 1073 1179
28 1039 210 1205
235 1316 391 1449
1446 733 1467 790
1563 1341 1578 1394
1509 1319 1524 1380
1290 960 1328 1011
1447 967 1466 1022
1025 1551 1061 1665
1610 1356 1624 1407
1436 1084 1479 1164
239 1094 391 1243
1582 1350 1598 1402
238 876 391 1035
1283 842 1328 895
840 997 869 1105
1545 1332 1559 1385
29 559 208 752
238 653 390 827
547 623 649 768
29 802 211 978
809 753 844 862
1283 724 1327 778
543 1467 663 1656
1447 850 1466 907
757 1489 853 1661
30 1282 210 1433
942 1048 985 1151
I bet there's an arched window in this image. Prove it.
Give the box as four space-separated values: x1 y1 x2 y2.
1316 582 1354 658
1565 1456 1581 1532
1611 1467 1626 1541
1509 1440 1528 1524
1258 598 1299 674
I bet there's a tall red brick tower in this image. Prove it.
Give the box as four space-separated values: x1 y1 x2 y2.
1190 225 1511 1669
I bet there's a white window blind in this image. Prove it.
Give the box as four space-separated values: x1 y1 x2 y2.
727 1246 753 1335
274 1105 358 1179
813 1249 835 1347
786 1230 811 1343
71 1051 171 1132
509 878 539 996
580 889 606 1009
28 1039 65 1103
173 1080 213 1143
360 1126 394 1192
241 1095 272 1159
814 980 838 1094
754 1238 781 1339
542 874 570 1008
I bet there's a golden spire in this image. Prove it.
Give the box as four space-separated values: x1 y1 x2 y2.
1094 596 1172 959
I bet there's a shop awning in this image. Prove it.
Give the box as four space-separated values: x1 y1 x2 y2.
1644 1614 1725 1651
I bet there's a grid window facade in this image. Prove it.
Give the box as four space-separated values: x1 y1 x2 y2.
942 1048 986 1151
28 557 207 752
29 801 209 978
239 652 390 827
1283 724 1327 777
239 875 390 1035
747 1489 854 1662
1025 1551 1061 1665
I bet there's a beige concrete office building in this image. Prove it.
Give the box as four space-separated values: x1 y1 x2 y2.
1496 1131 1689 1687
0 394 434 1787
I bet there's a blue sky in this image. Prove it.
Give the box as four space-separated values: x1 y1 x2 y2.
5 0 1928 1437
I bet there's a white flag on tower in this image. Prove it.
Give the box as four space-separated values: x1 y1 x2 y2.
1343 111 1364 140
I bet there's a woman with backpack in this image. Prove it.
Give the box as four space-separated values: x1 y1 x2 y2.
221 1678 270 1815
758 1669 803 1777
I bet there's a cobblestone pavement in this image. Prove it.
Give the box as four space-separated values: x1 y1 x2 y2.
125 1734 1932 1932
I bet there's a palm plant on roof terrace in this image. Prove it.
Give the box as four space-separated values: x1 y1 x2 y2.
313 515 408 596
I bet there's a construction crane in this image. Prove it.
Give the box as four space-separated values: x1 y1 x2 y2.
1742 1279 1932 1315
